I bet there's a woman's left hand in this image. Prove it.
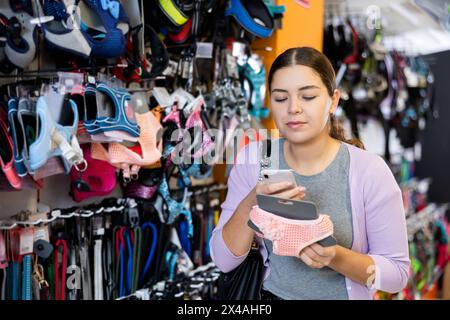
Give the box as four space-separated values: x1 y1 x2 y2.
299 243 337 269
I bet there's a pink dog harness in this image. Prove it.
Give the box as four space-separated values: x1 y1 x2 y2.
249 206 334 257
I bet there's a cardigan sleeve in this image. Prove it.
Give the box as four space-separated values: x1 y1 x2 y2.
209 141 260 273
364 156 410 293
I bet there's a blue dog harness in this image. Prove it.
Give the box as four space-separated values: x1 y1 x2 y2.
84 82 140 138
29 93 85 173
225 0 274 38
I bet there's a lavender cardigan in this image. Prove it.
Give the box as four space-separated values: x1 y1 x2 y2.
209 141 410 300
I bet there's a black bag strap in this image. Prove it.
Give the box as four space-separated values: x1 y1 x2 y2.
259 139 271 181
263 138 272 157
254 138 272 248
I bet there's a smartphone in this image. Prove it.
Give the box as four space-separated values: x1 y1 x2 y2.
248 194 337 247
261 169 297 187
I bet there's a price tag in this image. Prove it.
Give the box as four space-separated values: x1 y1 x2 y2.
163 60 179 77
182 59 191 79
226 53 239 79
152 87 172 108
57 72 84 94
196 42 213 59
34 226 50 242
232 41 246 58
177 59 183 76
20 228 35 256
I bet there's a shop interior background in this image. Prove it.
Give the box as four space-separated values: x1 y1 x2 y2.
0 0 449 300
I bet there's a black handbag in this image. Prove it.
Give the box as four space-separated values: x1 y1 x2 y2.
217 240 264 300
216 139 271 300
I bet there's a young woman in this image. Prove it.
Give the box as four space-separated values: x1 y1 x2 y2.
209 47 410 300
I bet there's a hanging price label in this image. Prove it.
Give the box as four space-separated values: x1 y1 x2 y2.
163 60 179 77
182 59 191 79
34 226 50 243
226 53 239 79
232 41 246 58
20 228 35 256
57 72 84 94
196 42 213 59
152 87 172 109
27 211 50 243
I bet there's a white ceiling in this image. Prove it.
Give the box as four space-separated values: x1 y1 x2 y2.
325 0 450 55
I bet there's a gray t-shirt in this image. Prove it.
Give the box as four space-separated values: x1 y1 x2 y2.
262 138 353 300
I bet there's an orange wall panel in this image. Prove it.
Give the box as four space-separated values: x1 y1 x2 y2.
253 0 325 131
276 0 324 53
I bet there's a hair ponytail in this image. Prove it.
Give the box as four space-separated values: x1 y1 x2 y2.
329 114 365 149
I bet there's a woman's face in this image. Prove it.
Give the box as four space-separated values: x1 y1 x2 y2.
270 65 339 144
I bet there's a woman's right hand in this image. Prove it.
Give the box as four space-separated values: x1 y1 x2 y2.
243 181 306 209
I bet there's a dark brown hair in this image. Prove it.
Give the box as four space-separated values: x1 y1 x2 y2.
268 47 364 149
